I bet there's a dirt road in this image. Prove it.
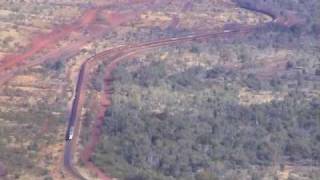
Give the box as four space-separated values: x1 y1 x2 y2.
63 27 264 180
65 2 285 178
0 1 280 179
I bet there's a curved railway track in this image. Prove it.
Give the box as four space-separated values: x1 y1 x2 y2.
63 26 266 179
0 2 279 179
63 1 281 178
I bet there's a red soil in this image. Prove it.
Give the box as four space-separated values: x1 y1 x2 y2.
103 11 136 27
78 52 120 179
0 8 99 73
0 4 112 180
0 26 74 71
80 51 140 180
80 9 99 27
78 29 257 179
80 63 114 180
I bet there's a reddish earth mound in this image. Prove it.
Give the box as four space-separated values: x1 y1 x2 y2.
80 51 140 179
102 11 137 27
80 67 112 180
80 9 99 27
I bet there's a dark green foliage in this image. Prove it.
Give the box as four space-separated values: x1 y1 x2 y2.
92 64 105 91
134 61 166 87
45 60 65 71
190 46 200 54
244 74 261 90
93 60 320 179
92 0 320 179
315 68 320 76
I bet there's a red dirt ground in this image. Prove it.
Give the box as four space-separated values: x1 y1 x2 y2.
0 8 99 73
0 7 107 178
80 64 113 180
80 51 141 180
78 28 263 179
102 11 137 27
0 1 288 179
80 9 99 27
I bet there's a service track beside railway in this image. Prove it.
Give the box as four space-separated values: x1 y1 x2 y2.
63 1 282 178
0 1 280 179
63 26 268 180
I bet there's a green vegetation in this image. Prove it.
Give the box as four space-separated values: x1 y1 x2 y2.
92 0 320 179
94 59 320 179
0 64 69 179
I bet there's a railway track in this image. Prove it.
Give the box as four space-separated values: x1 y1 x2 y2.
63 1 282 177
0 2 278 179
63 2 284 176
63 27 261 179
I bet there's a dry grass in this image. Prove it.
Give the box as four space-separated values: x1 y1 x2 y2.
238 88 287 106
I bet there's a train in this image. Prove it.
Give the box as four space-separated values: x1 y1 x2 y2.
65 126 74 141
65 64 87 141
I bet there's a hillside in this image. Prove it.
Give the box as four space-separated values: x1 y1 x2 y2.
0 0 319 180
